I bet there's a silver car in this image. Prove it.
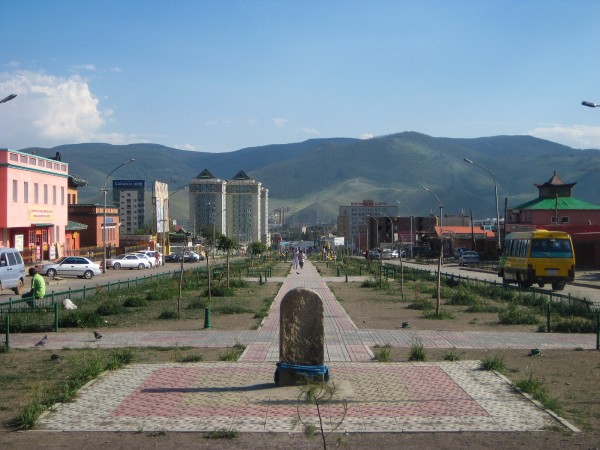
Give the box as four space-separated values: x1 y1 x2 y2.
106 254 151 270
35 256 101 279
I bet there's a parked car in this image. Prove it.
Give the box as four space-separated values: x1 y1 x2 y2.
164 253 181 263
138 251 162 266
135 252 154 268
390 250 406 259
381 249 393 260
183 251 204 262
35 256 101 279
106 254 151 270
367 250 381 260
454 247 468 259
0 247 26 294
458 251 480 266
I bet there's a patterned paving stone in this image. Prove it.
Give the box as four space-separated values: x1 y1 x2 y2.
36 361 572 433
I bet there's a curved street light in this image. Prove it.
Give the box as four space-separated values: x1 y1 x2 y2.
0 94 17 104
101 159 135 273
464 158 501 251
162 186 187 256
396 200 414 258
376 211 394 249
365 214 378 249
422 185 443 314
582 100 599 108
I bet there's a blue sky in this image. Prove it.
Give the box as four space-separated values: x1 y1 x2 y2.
2 1 600 153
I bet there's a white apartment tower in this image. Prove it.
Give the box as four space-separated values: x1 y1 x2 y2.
188 169 270 246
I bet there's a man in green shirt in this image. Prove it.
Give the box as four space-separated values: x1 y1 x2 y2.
22 267 46 307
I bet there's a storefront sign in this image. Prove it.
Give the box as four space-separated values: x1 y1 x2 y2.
28 206 54 221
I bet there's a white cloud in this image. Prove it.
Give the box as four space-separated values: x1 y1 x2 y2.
0 69 137 148
273 118 288 127
361 134 374 140
72 64 96 71
528 124 600 149
301 127 320 136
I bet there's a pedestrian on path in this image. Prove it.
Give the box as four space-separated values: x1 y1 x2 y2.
292 247 299 270
299 250 305 269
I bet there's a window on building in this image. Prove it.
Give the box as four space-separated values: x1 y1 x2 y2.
61 186 65 205
44 184 48 204
29 230 35 245
561 216 569 224
34 183 39 203
24 181 29 203
12 180 18 202
53 185 57 205
42 229 48 243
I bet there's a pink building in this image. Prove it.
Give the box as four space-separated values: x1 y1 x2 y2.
0 149 69 263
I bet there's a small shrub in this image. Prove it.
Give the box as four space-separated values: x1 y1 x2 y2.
0 343 8 353
207 287 235 297
447 287 479 306
219 342 246 361
229 279 248 288
442 350 461 361
206 428 238 439
515 373 562 413
187 298 207 310
372 344 392 362
551 317 595 333
123 296 148 307
158 310 178 320
96 301 128 316
479 354 505 372
466 301 501 313
19 401 46 430
360 278 378 288
408 299 433 310
59 310 104 328
423 310 454 320
499 304 539 325
408 339 426 361
178 354 204 362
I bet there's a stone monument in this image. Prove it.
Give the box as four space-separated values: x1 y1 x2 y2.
275 287 328 386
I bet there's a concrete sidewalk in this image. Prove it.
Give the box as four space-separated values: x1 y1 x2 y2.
32 260 582 434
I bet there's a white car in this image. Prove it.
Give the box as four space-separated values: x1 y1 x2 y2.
106 254 151 270
35 256 101 279
135 252 154 268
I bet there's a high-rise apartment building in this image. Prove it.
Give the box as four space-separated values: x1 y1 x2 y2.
112 180 145 234
188 169 269 246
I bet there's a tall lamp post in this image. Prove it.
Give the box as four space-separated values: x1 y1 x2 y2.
366 214 379 249
101 159 135 273
209 205 227 259
422 185 443 315
464 158 501 251
376 211 394 250
162 186 187 256
582 100 600 108
396 200 414 258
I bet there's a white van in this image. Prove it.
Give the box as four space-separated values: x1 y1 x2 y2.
0 248 27 295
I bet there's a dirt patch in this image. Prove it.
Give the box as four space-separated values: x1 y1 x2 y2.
329 281 540 332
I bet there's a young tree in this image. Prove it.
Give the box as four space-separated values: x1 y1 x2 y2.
248 241 267 264
217 235 238 287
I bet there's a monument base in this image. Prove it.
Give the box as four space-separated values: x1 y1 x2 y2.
274 362 330 386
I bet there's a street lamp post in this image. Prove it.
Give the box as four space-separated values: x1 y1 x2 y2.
464 158 501 251
422 185 443 315
0 94 17 104
582 100 600 108
162 186 187 256
396 200 414 258
101 159 135 273
366 214 379 249
376 211 394 249
210 206 227 259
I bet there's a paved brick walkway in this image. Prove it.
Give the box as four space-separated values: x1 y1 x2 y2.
32 260 583 433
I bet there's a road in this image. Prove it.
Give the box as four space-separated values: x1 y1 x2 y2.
0 259 210 300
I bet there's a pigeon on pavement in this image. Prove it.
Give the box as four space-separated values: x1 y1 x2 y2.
35 335 48 347
94 331 102 340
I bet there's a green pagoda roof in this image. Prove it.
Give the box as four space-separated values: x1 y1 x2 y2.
513 197 600 211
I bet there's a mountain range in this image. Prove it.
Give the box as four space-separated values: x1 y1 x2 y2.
23 132 600 225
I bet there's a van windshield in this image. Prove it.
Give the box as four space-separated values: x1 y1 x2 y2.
530 238 573 258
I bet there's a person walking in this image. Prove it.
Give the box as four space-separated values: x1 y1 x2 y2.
298 249 305 269
292 247 299 270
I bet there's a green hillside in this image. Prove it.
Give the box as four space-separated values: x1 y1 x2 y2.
25 132 600 225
